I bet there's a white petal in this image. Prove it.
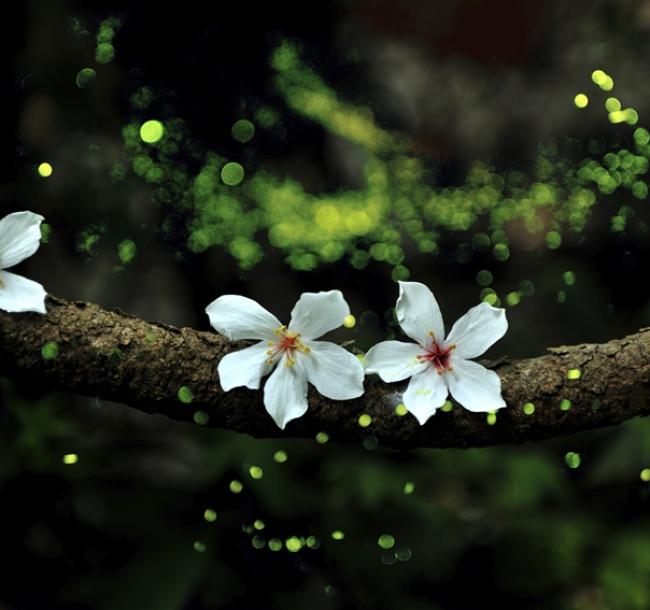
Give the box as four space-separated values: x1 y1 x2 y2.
395 281 445 345
364 340 428 382
445 302 507 359
263 355 309 429
301 340 364 400
402 369 448 425
205 295 281 341
0 270 46 314
0 211 44 269
447 358 506 412
217 341 274 391
288 290 349 339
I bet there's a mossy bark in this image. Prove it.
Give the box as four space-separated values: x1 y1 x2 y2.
2 296 650 449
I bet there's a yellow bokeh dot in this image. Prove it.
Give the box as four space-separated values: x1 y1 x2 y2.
591 69 607 85
394 403 408 416
343 314 356 328
573 93 589 108
331 530 345 540
358 413 372 427
140 119 164 143
641 468 650 482
38 162 53 178
62 453 78 465
249 465 263 479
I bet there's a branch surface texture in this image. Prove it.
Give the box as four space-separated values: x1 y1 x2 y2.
2 296 649 449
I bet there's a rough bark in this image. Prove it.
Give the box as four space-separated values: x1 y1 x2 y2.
1 295 649 449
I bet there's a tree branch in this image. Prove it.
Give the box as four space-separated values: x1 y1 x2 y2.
1 296 649 449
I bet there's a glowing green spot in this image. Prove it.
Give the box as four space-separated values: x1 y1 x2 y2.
403 481 415 494
518 280 535 297
249 465 264 480
563 271 576 286
567 368 582 380
523 402 535 415
476 269 493 286
343 314 356 328
221 162 245 186
140 120 165 144
62 453 78 465
95 42 115 64
331 530 345 540
229 479 243 494
591 69 607 85
286 536 302 552
391 265 410 282
557 290 566 303
481 291 498 306
506 292 521 307
640 468 650 482
177 386 193 403
273 450 288 463
358 413 372 427
493 243 510 261
75 68 97 91
231 119 255 143
316 431 329 444
440 400 453 412
565 451 581 469
193 410 209 425
546 231 562 249
38 162 53 178
117 239 137 265
605 97 621 112
378 534 395 550
306 535 320 549
42 341 60 360
600 75 614 91
253 519 265 530
634 127 650 146
40 223 51 243
203 509 217 522
608 110 625 124
560 399 572 411
394 403 408 416
487 412 497 425
625 108 639 125
193 541 206 553
632 181 648 199
251 536 266 549
268 538 282 551
573 93 589 108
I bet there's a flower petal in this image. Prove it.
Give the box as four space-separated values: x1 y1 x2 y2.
395 281 445 345
217 341 274 391
447 358 506 412
0 211 44 269
205 295 281 341
402 369 448 425
301 340 364 400
263 355 309 429
288 290 350 339
0 270 46 314
445 302 507 359
364 340 428 382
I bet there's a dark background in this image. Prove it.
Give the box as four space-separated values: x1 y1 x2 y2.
2 0 650 608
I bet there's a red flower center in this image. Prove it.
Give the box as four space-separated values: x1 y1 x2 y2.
418 340 455 373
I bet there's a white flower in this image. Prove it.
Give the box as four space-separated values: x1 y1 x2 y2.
0 211 47 314
206 290 365 429
365 281 508 424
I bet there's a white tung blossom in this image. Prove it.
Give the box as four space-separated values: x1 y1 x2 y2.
206 290 365 429
0 211 47 314
365 281 508 425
